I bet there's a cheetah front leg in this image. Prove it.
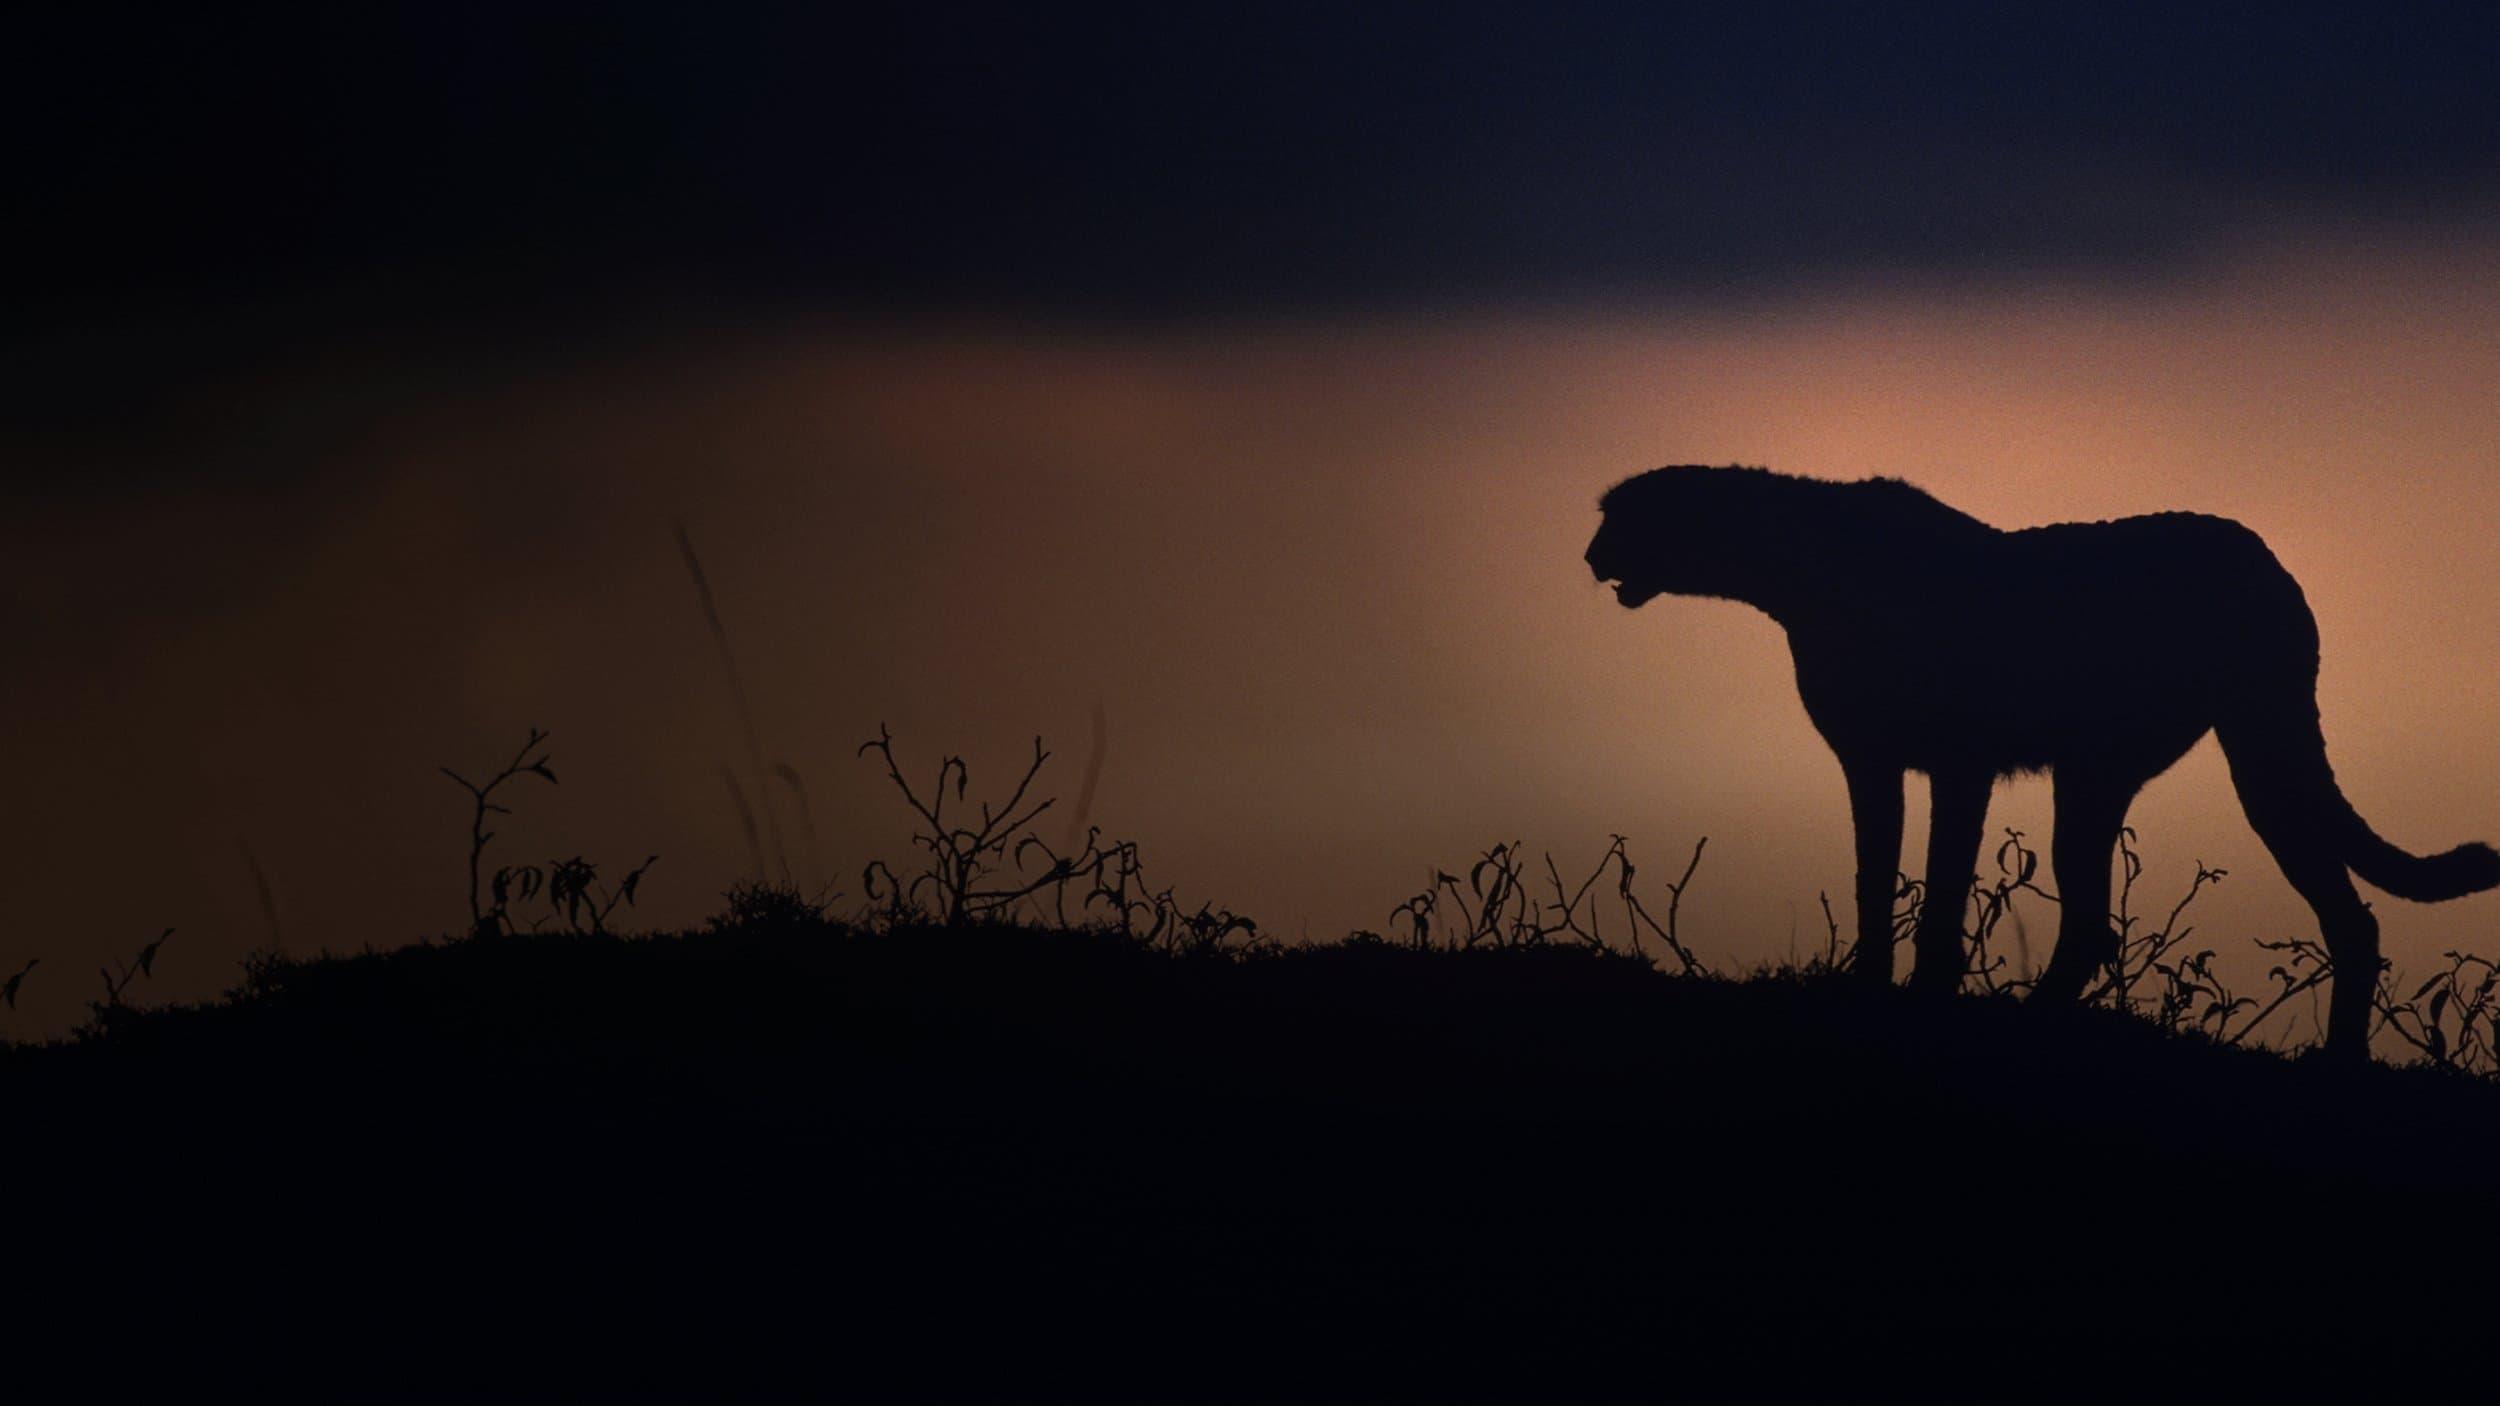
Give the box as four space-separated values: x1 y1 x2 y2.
1909 769 1991 995
1843 758 1905 985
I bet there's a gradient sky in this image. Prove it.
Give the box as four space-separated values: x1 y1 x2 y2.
8 5 2500 1035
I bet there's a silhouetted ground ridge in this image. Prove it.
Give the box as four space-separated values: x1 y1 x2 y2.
5 917 2494 1401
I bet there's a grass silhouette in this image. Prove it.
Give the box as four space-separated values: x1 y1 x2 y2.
6 725 2500 1400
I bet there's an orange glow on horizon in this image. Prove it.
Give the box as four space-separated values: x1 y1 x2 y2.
9 232 2500 1037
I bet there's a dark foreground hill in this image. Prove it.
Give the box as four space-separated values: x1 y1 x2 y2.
6 919 2497 1402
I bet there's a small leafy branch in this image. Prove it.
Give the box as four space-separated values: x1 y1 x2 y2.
1378 835 1708 972
441 728 658 940
490 854 662 937
1962 829 2056 995
857 727 1261 954
2374 950 2500 1071
92 928 175 1020
858 726 1068 926
441 727 558 939
2084 828 2232 1017
1026 831 1261 955
1 957 36 1041
2215 935 2334 1049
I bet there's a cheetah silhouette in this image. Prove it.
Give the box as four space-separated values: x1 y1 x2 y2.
1584 464 2500 1059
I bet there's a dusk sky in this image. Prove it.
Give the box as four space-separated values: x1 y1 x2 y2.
10 3 2500 1035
